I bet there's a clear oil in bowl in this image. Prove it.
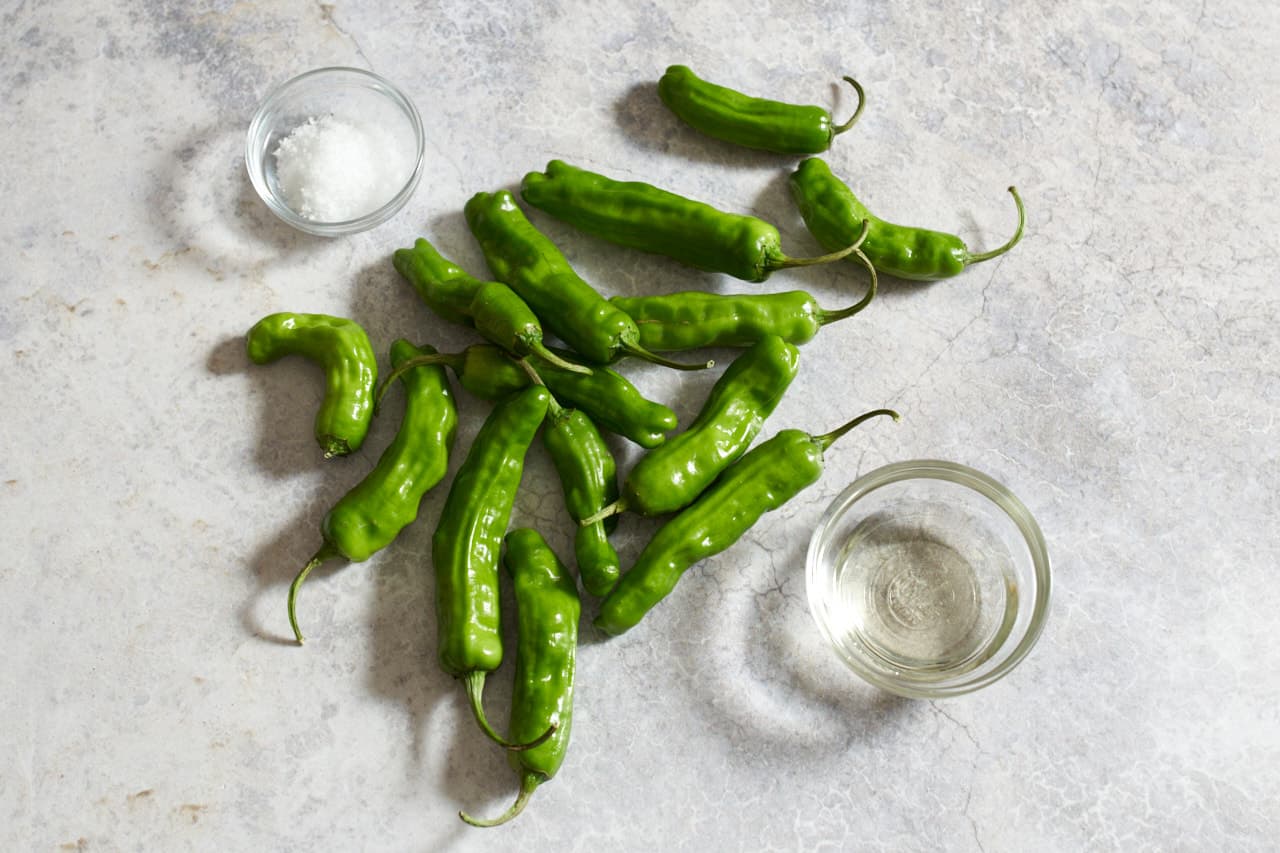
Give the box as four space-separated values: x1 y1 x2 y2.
826 503 1019 680
807 461 1051 697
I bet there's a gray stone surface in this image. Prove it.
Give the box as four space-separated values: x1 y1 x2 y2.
3 0 1278 850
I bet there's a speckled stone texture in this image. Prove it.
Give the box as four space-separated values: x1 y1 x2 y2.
2 0 1278 850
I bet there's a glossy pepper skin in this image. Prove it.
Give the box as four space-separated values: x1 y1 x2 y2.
461 528 580 827
658 64 865 155
286 340 458 644
432 385 552 748
524 348 677 447
464 190 704 371
542 398 621 598
596 409 899 635
386 344 677 448
611 272 875 351
605 335 800 520
789 157 1025 282
393 238 587 374
521 160 861 283
246 312 378 457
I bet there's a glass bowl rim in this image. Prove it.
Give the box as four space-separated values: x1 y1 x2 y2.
244 65 425 237
805 458 1051 698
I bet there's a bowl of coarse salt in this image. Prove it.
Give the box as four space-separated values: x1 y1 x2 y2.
245 67 425 236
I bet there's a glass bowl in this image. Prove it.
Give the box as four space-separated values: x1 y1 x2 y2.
806 460 1050 698
245 67 424 236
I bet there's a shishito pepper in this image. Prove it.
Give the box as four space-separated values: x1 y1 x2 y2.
609 221 876 351
286 340 457 643
461 528 580 828
613 285 872 351
245 312 378 458
789 157 1025 281
464 190 710 371
432 385 555 750
393 237 588 374
596 408 899 635
658 64 866 155
530 366 622 598
587 335 800 523
378 343 678 448
520 160 863 283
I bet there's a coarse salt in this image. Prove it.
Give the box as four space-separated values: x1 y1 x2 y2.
272 115 411 222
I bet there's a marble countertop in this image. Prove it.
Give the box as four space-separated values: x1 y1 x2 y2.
4 1 1277 850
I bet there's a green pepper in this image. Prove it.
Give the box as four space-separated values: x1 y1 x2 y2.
535 374 621 598
658 64 865 155
461 528 580 828
596 408 899 635
523 347 678 448
520 160 863 283
610 223 875 351
393 237 588 374
789 157 1025 281
378 343 677 448
285 340 457 644
432 385 554 750
613 286 872 351
464 190 710 371
245 312 378 458
588 335 800 524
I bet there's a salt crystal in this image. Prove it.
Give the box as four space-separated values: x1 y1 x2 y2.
272 115 411 222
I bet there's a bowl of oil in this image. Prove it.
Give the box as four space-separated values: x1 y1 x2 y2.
806 460 1050 698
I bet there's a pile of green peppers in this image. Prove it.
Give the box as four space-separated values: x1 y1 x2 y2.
244 62 1025 827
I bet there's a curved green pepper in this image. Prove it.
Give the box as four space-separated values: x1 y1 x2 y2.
610 230 875 350
464 190 709 371
285 340 457 644
245 312 377 458
462 528 580 827
393 237 588 374
520 160 862 283
378 344 677 448
589 334 799 523
540 387 621 598
658 64 865 155
596 409 899 635
789 157 1025 281
432 385 553 750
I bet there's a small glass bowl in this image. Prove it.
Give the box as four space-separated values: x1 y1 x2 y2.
806 460 1050 698
245 67 425 236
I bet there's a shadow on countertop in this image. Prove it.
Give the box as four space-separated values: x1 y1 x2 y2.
150 123 328 283
672 529 916 756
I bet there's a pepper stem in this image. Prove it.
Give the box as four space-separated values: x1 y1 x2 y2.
517 357 568 421
831 76 866 135
288 542 339 645
463 672 557 751
459 771 542 827
524 337 592 375
516 355 546 387
623 342 715 371
817 220 877 325
814 408 900 452
774 231 865 270
373 352 459 414
964 186 1026 266
580 497 625 527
